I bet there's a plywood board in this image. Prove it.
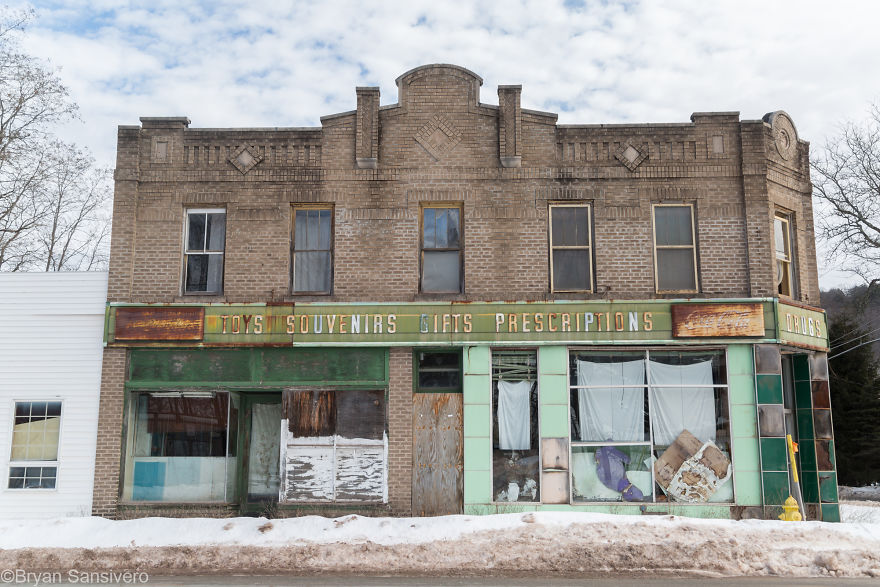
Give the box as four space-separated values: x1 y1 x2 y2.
412 393 463 516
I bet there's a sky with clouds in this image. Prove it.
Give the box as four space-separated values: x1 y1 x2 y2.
10 0 880 287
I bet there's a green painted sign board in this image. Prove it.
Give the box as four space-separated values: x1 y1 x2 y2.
106 300 781 347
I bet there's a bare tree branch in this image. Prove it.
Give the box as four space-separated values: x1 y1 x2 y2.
812 103 880 290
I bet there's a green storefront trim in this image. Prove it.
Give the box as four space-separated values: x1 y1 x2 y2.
105 298 830 349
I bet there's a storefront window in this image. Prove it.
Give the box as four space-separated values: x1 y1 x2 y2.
491 351 539 502
123 392 239 502
570 350 731 503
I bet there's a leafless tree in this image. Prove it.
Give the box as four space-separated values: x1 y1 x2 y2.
811 103 880 290
0 8 110 271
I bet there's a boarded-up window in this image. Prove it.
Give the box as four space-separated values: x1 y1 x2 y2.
280 389 386 502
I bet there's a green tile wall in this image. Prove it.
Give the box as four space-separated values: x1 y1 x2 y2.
462 345 491 505
756 374 783 404
538 346 569 440
729 345 761 506
760 438 788 472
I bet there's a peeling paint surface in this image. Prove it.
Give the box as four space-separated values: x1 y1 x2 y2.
279 423 387 502
666 441 732 503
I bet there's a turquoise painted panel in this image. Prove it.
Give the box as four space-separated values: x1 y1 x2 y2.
537 346 568 375
728 374 755 405
538 374 568 404
733 470 762 505
732 437 760 471
463 469 492 504
756 374 783 404
819 472 838 503
797 409 815 439
762 471 790 505
667 505 731 519
731 404 758 438
463 404 491 439
463 374 491 405
802 471 819 503
463 504 497 516
821 503 841 522
794 380 812 410
463 346 490 375
793 354 810 382
760 437 788 472
726 345 754 376
799 439 817 471
495 503 538 514
463 436 491 471
540 404 569 437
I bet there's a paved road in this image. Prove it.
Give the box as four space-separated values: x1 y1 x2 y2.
96 576 878 587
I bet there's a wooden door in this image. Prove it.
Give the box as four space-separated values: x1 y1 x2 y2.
412 393 463 516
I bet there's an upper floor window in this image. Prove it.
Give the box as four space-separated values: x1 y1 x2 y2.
652 204 698 293
421 205 462 293
549 204 593 292
8 401 62 489
292 206 333 294
774 213 795 297
184 209 225 294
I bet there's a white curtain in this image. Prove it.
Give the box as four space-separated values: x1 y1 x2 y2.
576 359 645 442
648 359 716 446
497 380 532 450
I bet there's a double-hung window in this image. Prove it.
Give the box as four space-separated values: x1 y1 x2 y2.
184 209 226 294
8 401 62 489
652 204 698 293
421 205 462 293
549 204 593 292
292 206 333 294
774 213 795 297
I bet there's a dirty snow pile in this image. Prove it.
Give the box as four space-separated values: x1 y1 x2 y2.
0 506 879 577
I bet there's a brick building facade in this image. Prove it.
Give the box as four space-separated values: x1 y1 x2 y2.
95 64 838 521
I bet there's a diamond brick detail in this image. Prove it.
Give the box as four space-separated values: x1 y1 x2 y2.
229 145 264 175
414 114 462 161
614 141 648 172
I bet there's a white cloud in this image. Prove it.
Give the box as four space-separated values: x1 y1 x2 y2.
9 0 880 287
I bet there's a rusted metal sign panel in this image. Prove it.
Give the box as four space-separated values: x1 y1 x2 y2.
114 307 204 341
412 393 463 516
671 303 764 338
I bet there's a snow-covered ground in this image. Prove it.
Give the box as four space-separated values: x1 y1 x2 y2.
1 504 879 578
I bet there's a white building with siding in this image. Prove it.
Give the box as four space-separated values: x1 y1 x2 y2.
0 272 107 518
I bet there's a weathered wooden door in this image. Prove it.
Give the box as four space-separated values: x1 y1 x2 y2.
412 393 463 516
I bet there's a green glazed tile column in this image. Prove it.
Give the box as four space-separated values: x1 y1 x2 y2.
538 346 569 438
810 353 839 522
463 345 491 505
728 345 762 506
754 344 788 513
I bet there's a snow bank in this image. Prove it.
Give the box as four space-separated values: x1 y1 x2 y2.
1 509 880 577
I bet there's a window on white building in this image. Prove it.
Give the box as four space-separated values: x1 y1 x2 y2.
8 401 62 489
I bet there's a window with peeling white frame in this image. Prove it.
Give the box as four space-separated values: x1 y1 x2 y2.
421 205 462 293
292 206 333 294
569 350 732 504
184 209 226 294
8 401 62 489
549 204 593 292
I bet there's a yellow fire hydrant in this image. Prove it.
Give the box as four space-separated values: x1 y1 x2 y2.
778 434 803 521
779 495 802 521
